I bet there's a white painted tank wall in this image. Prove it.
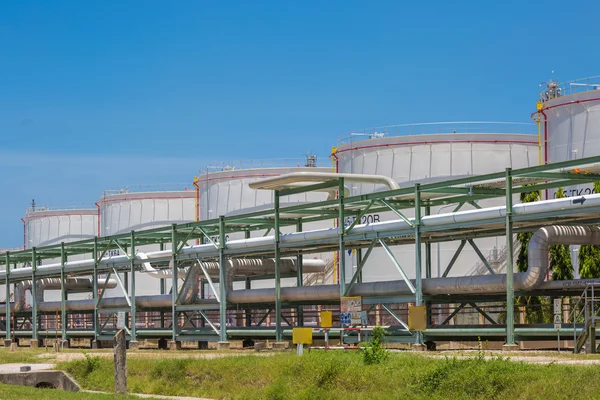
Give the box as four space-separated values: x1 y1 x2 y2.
24 209 98 248
197 167 334 293
544 90 600 199
336 133 539 283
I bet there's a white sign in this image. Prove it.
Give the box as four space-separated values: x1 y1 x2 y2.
554 298 562 315
117 312 126 329
554 314 561 330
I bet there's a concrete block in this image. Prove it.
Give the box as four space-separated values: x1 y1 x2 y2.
272 342 288 350
216 341 230 351
412 344 427 352
29 340 39 349
169 341 182 351
91 340 101 349
254 342 266 352
128 341 139 350
10 343 17 352
502 343 520 352
3 339 12 348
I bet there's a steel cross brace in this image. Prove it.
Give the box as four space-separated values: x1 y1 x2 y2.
196 259 220 302
379 239 416 294
111 268 132 308
344 240 376 297
378 199 415 228
441 303 467 325
345 201 375 234
197 227 219 248
468 302 498 325
381 304 411 333
199 310 219 335
468 239 494 275
256 309 272 327
176 227 197 253
442 240 467 278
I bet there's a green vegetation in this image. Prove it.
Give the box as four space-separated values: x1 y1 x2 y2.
57 351 600 400
359 326 389 365
579 182 600 278
0 383 153 400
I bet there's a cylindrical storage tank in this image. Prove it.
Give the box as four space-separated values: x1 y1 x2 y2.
540 76 600 277
99 186 196 296
23 207 98 249
197 159 333 292
336 122 539 284
540 76 600 199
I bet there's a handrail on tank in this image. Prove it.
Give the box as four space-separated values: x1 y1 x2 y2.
101 182 192 196
338 121 537 144
539 75 600 102
25 203 97 215
198 155 327 174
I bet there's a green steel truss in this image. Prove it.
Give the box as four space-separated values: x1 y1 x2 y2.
3 155 600 346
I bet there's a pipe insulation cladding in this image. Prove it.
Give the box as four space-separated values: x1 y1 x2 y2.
5 192 600 280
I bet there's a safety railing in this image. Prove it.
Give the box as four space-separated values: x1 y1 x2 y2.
102 183 193 196
338 122 536 144
570 283 600 353
199 155 327 174
25 203 97 215
539 75 600 103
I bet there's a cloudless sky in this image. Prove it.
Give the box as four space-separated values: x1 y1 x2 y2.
1 0 599 246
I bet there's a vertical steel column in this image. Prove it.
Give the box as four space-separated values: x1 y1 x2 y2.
31 247 38 342
218 216 228 342
274 193 282 342
5 252 11 342
159 242 165 329
338 178 346 298
129 231 136 341
171 224 178 342
92 238 99 340
244 278 251 327
424 206 432 326
414 184 424 345
356 248 363 283
505 168 516 346
296 220 304 327
60 243 67 340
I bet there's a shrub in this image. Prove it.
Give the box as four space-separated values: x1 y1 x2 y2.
359 326 389 365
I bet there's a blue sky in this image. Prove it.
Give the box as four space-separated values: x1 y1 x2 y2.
1 0 599 247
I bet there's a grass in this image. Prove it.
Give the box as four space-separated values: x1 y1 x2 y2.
57 350 600 400
0 383 157 400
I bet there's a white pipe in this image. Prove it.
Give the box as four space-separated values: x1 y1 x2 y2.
248 171 400 191
3 193 600 280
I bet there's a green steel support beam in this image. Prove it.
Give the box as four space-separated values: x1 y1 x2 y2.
505 168 516 346
468 201 482 210
296 220 303 327
31 247 37 342
176 227 197 253
379 238 415 293
5 252 11 342
199 311 219 335
356 248 363 284
345 201 374 234
274 192 282 342
256 309 271 327
414 183 424 346
197 227 219 249
159 242 165 329
196 259 220 303
452 202 465 212
93 238 99 341
171 224 178 342
96 270 112 305
338 178 346 298
381 304 411 332
425 206 432 279
345 240 376 296
520 171 600 180
468 239 494 274
60 243 67 340
379 199 414 227
468 302 498 325
218 216 228 343
442 240 467 278
441 303 467 325
129 231 137 341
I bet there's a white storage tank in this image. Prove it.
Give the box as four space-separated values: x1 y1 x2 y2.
539 76 600 198
99 185 196 296
335 122 539 283
23 206 98 249
197 158 334 291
